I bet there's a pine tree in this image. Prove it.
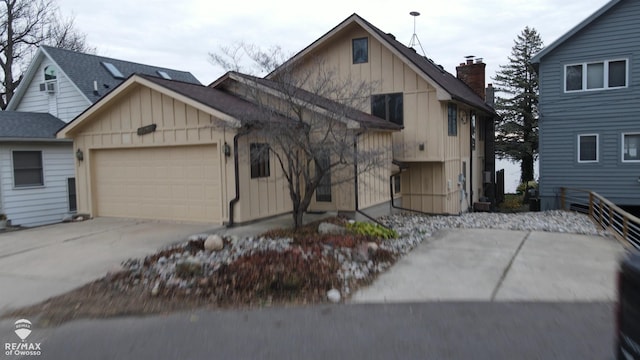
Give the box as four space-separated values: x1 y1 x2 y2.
493 27 543 184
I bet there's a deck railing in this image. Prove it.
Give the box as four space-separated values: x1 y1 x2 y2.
560 187 640 250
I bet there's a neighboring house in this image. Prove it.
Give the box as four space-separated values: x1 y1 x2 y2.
269 14 497 215
531 0 640 210
0 46 200 227
56 73 399 224
0 112 73 226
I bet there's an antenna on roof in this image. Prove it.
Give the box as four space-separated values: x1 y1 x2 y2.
408 11 426 56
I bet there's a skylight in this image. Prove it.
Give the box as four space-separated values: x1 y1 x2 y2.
157 70 171 79
101 62 124 79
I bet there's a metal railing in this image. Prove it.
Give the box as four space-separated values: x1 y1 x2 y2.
560 187 640 249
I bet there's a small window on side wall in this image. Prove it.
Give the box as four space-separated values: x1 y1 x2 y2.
352 38 368 64
448 103 458 136
13 151 44 187
578 134 598 163
250 143 270 178
623 133 640 162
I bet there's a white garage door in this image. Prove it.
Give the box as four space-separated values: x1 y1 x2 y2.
92 145 221 223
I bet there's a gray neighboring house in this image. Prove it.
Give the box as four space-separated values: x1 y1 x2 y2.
532 0 640 210
0 46 201 227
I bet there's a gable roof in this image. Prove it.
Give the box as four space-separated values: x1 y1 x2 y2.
8 46 201 110
217 71 402 131
0 111 67 140
531 0 622 63
268 13 495 115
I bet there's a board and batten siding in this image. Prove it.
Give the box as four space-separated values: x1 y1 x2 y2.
357 131 393 210
71 84 235 224
537 0 640 209
0 142 75 227
14 58 90 122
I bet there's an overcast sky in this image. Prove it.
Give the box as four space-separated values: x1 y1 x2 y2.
56 0 611 85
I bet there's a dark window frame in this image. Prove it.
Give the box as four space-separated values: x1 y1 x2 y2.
371 93 403 126
13 150 44 187
448 103 458 136
315 151 332 202
578 134 598 163
250 143 270 179
352 37 369 64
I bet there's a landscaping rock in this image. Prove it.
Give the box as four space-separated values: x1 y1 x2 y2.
188 233 209 242
204 235 224 251
318 222 346 235
327 288 341 303
367 242 379 252
175 256 203 278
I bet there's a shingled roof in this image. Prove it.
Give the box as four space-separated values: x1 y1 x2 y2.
0 111 67 140
8 46 201 110
269 13 496 115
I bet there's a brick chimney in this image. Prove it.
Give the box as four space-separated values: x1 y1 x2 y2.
456 56 486 100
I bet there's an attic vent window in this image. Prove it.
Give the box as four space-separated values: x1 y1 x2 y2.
101 62 125 79
44 66 56 81
157 70 171 79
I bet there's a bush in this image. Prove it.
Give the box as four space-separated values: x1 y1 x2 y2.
516 181 538 195
346 221 398 239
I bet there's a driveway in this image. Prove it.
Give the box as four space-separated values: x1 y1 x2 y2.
351 229 625 302
0 218 218 312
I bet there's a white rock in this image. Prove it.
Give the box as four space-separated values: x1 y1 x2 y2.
151 281 161 296
367 242 379 252
205 234 224 251
327 288 341 303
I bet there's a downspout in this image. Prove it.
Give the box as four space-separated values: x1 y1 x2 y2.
227 130 247 227
353 132 391 228
469 112 474 212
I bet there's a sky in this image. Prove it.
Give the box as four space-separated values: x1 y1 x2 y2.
54 0 611 192
55 0 612 86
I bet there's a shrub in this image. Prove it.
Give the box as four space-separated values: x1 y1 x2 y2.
346 221 398 239
516 181 538 195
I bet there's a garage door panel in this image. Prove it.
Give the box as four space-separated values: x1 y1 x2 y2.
92 145 220 223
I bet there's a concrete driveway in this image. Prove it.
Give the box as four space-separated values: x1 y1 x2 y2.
0 218 218 312
351 229 625 303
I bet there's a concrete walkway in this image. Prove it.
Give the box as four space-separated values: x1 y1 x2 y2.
351 229 624 303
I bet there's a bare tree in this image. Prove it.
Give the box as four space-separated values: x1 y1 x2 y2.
212 45 392 228
0 0 94 109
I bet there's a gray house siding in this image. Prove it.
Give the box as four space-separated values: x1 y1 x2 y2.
538 0 640 209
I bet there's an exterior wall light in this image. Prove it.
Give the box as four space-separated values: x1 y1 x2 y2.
76 149 84 161
223 142 231 157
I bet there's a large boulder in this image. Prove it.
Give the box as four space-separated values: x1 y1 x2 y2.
318 222 346 235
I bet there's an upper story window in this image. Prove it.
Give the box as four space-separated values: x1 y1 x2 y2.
250 143 270 179
578 134 598 163
622 133 640 162
371 93 403 125
448 103 458 136
44 66 56 81
101 61 125 79
352 38 368 64
565 59 627 92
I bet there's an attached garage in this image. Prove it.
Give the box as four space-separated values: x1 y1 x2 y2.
91 145 221 223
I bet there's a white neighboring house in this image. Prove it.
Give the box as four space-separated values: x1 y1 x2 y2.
1 45 201 227
0 112 74 227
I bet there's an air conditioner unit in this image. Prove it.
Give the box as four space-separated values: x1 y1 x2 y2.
46 82 55 93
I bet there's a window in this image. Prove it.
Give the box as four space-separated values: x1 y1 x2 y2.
448 103 457 136
13 151 44 187
471 112 476 150
157 70 172 79
315 151 332 202
250 143 270 178
565 59 627 92
352 38 368 64
371 93 403 125
623 133 640 162
68 178 77 212
578 134 598 163
101 62 125 79
44 66 56 81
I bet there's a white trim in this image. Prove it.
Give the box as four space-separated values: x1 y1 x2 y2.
622 132 640 163
564 58 628 93
577 133 599 163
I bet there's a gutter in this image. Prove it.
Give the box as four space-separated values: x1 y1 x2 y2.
0 138 72 143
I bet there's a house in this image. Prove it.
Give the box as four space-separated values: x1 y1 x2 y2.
0 112 73 226
56 73 400 224
0 46 200 227
531 0 640 210
268 14 497 215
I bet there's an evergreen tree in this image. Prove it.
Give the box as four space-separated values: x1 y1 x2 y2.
493 27 543 184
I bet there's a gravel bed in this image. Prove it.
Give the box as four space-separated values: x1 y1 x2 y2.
121 210 608 299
